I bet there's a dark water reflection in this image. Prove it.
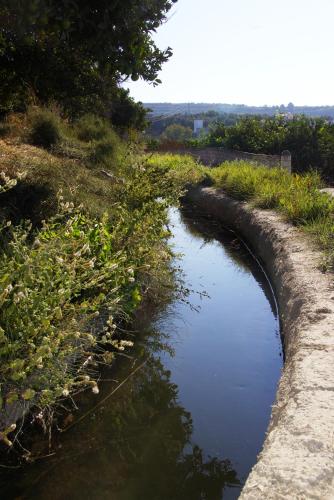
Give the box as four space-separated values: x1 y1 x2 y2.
0 207 282 500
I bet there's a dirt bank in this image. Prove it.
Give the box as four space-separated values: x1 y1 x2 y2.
184 186 334 500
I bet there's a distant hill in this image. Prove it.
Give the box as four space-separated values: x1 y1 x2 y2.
145 102 334 118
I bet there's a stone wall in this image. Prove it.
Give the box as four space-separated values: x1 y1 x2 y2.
156 145 289 170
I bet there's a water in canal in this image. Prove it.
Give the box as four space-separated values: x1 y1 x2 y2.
0 206 282 500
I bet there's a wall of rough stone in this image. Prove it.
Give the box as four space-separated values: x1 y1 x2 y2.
156 145 286 169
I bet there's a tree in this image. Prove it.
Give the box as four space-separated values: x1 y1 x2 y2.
205 115 334 177
224 117 265 152
109 88 147 130
162 124 193 142
0 0 177 120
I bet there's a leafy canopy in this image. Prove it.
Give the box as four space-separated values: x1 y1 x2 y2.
0 0 177 118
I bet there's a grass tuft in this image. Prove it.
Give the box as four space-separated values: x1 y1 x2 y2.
27 106 63 149
74 114 111 142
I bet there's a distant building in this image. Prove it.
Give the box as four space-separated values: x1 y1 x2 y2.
283 112 294 121
193 119 204 136
275 112 294 121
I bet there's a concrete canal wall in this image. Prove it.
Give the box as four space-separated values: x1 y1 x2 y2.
185 186 334 500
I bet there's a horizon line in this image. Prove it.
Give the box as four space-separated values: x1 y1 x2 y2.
142 101 334 107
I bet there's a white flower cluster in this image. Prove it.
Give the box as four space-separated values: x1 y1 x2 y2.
0 172 17 192
111 339 134 351
127 268 135 282
13 291 27 304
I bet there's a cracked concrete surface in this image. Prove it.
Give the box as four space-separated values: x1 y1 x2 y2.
184 186 334 500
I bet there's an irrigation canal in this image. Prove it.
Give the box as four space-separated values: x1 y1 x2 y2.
0 206 282 500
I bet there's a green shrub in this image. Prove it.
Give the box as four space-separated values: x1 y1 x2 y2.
0 155 186 429
89 136 120 166
72 114 123 168
28 107 62 148
75 114 111 142
88 132 123 170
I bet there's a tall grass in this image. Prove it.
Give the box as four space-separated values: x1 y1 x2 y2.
148 154 334 269
210 161 332 224
146 153 207 189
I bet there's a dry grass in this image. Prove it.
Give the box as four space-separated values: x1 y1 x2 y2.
0 139 118 221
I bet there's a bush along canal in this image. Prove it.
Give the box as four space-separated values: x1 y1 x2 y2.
0 206 282 500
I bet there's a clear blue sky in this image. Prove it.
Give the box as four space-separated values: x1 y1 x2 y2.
125 0 334 106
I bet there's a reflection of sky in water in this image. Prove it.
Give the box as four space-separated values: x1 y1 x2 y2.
157 207 282 494
0 207 282 500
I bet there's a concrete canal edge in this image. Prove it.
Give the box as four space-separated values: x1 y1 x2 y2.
184 186 334 500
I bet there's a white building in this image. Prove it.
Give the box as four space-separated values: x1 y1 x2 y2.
193 119 204 136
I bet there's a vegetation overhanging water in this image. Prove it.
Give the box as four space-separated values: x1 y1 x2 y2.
0 205 282 500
